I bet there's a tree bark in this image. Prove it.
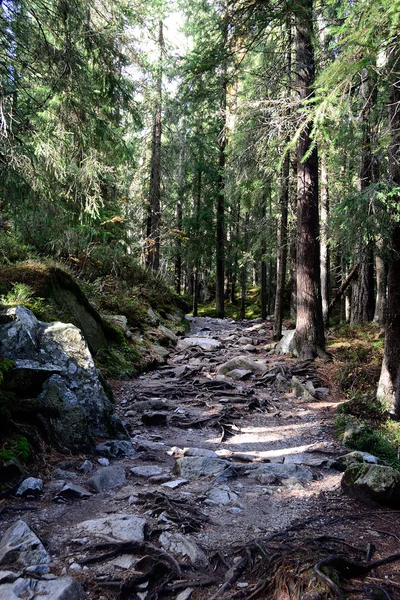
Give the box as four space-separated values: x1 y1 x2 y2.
273 152 289 340
374 251 387 325
146 21 163 271
261 198 267 320
240 212 249 320
293 0 325 359
320 152 330 326
377 44 400 415
215 78 227 319
351 68 377 323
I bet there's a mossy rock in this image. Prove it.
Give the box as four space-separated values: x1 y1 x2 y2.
342 463 400 506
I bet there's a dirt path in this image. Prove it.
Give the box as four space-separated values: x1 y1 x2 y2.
1 317 400 599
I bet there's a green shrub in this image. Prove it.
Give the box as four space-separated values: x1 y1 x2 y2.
0 435 31 463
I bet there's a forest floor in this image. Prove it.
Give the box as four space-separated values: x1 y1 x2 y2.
1 317 400 600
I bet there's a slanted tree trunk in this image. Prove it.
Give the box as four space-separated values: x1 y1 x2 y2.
293 0 325 359
146 21 163 271
377 45 400 415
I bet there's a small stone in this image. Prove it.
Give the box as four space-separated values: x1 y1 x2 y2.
54 483 93 500
112 554 137 569
87 466 126 492
159 532 208 568
161 479 188 489
130 466 164 478
52 468 79 481
98 458 110 466
16 477 43 498
96 440 135 458
23 564 50 576
78 460 94 474
69 562 82 571
182 448 218 458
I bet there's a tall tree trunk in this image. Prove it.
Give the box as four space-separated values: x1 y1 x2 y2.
351 68 377 323
240 212 249 320
289 158 298 320
320 152 330 326
146 21 163 271
231 198 240 305
174 200 182 295
215 78 227 319
174 146 184 294
261 199 267 320
192 162 202 318
374 250 387 325
377 45 400 414
293 0 325 359
273 152 289 340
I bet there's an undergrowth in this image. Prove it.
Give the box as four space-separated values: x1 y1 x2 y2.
329 323 400 469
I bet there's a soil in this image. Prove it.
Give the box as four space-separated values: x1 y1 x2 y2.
1 316 400 600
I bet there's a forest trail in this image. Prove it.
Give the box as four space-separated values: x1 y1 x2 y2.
1 317 400 599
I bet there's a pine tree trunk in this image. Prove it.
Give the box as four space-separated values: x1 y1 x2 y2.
146 21 163 271
240 212 249 320
351 68 376 322
377 45 400 415
261 199 267 319
215 78 227 319
320 153 330 326
293 0 325 359
290 159 298 320
174 200 182 295
374 251 387 325
273 152 289 340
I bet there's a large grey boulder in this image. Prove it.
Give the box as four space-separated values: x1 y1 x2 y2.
341 463 400 506
245 463 313 483
0 576 84 599
275 330 297 356
159 532 208 568
87 466 126 492
331 451 379 472
0 521 50 567
78 514 146 543
216 356 265 376
0 306 125 451
177 337 222 352
176 457 230 479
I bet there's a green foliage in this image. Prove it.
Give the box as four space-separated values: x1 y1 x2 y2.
0 436 31 463
0 282 57 322
335 412 399 467
0 234 33 265
1 283 34 306
97 344 141 379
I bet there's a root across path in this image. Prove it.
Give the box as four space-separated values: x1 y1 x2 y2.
1 317 400 600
